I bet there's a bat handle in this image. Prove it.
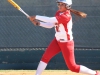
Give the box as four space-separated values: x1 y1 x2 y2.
20 9 30 18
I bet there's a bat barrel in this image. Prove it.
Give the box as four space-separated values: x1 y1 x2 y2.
8 0 20 10
8 0 30 18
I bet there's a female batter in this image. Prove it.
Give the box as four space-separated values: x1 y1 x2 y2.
29 0 100 75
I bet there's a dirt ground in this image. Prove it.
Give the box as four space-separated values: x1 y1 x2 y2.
0 70 87 75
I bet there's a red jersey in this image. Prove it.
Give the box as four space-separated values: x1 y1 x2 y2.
55 10 73 42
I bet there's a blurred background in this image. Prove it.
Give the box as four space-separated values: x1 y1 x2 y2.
0 0 100 70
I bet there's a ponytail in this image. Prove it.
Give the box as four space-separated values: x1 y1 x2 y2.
69 8 87 18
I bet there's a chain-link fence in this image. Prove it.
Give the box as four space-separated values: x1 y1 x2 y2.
0 0 100 70
0 0 100 48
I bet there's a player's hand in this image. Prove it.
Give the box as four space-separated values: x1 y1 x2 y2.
32 20 40 26
29 16 40 26
28 16 36 21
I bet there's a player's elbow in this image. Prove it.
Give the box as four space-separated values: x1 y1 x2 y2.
45 23 54 29
48 23 54 29
39 22 54 29
48 25 54 29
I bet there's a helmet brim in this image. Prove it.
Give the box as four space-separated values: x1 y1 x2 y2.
56 0 72 5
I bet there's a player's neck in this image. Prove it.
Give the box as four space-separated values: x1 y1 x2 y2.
59 10 68 13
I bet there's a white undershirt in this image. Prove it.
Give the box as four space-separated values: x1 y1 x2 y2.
36 15 58 23
39 22 54 28
36 15 57 29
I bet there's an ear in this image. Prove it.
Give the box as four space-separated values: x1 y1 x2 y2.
66 4 71 9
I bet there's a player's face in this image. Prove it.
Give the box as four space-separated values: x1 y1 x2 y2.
57 2 67 12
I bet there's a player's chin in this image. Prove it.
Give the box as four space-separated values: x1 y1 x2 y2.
58 9 63 12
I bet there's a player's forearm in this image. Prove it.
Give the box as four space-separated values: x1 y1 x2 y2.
39 22 54 29
36 15 58 23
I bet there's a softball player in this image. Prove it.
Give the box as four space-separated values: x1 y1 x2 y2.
29 0 100 75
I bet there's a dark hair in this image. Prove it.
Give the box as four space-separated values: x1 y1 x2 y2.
69 8 87 18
